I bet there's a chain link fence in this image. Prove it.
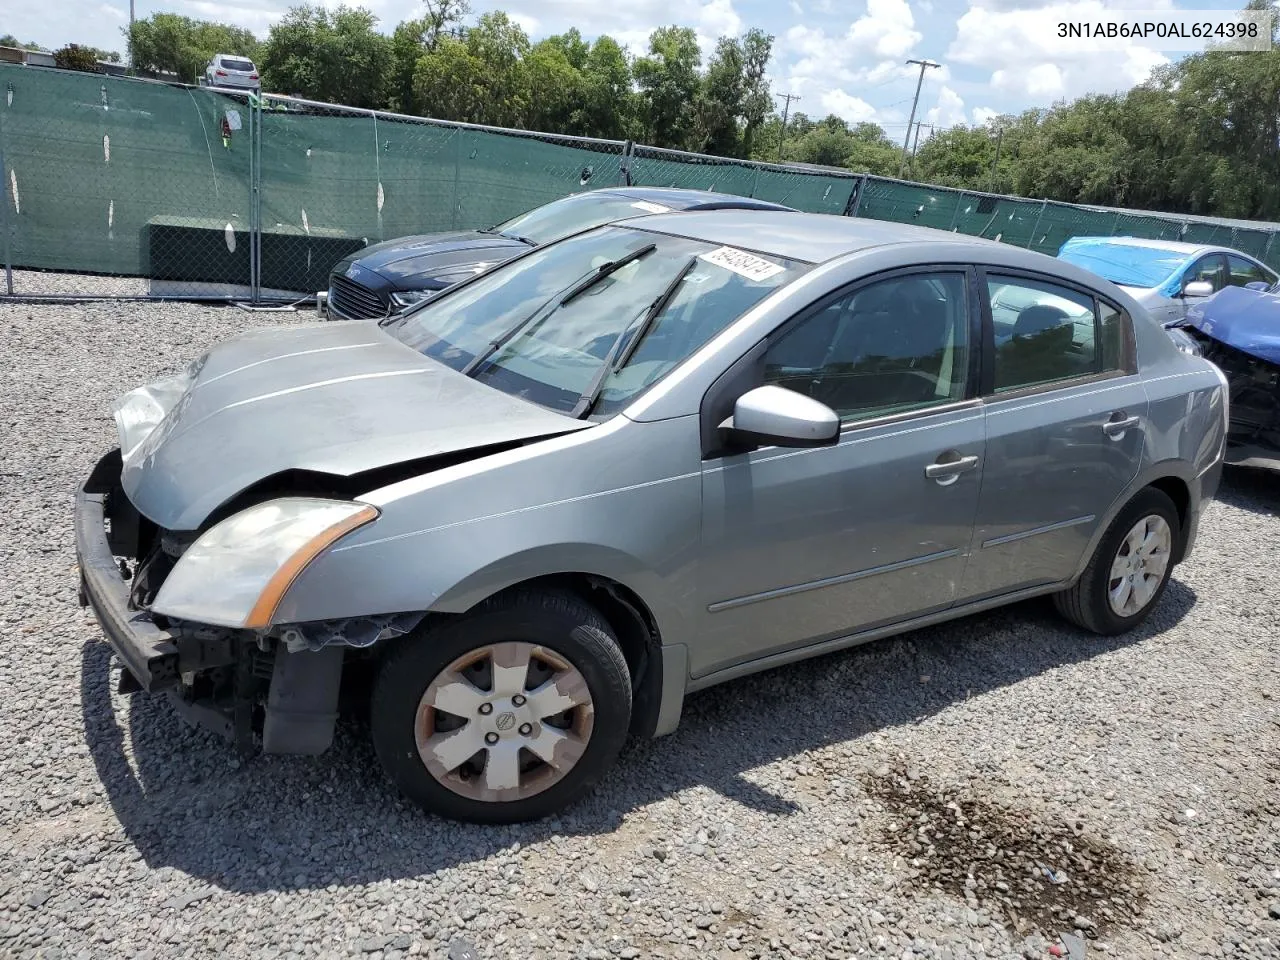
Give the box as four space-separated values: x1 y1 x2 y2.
3 62 1280 302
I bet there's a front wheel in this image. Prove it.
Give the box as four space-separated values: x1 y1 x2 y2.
370 590 632 823
1053 487 1180 635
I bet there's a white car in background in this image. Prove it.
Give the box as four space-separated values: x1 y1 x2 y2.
204 54 260 91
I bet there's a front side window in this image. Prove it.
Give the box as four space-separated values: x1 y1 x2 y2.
389 226 807 416
1185 254 1227 292
490 192 674 246
988 276 1103 392
1226 254 1276 288
762 272 970 423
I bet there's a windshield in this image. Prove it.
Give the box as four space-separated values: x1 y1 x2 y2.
490 192 675 245
388 225 808 417
1058 241 1186 289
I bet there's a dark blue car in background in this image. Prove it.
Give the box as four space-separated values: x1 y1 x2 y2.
1176 280 1280 471
322 186 794 321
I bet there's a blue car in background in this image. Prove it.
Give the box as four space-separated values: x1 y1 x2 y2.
1176 280 1280 472
1057 236 1277 327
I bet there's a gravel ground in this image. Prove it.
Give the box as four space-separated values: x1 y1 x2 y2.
1 298 1278 960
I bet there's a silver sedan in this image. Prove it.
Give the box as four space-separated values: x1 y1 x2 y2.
76 211 1229 822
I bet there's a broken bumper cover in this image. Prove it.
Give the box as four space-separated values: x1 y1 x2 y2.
75 484 180 693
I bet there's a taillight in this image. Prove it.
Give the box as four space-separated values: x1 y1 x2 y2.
215 69 226 77
249 74 258 80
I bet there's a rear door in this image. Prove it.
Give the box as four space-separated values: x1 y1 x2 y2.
958 271 1147 601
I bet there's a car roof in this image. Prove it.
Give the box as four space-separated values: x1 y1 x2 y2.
1063 235 1221 257
621 209 1009 264
600 186 793 213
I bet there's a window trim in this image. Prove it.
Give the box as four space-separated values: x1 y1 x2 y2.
698 263 982 458
977 266 1137 402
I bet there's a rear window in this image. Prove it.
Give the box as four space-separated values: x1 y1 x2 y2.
221 58 255 72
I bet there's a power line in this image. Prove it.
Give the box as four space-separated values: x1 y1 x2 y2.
899 58 940 177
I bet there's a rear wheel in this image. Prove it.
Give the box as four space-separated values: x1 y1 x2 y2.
1053 487 1180 635
370 590 631 823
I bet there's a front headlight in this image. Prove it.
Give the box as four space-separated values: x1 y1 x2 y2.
1165 327 1203 357
151 498 379 629
112 356 204 467
388 289 435 310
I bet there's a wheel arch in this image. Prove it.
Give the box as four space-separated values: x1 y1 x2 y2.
429 550 685 742
1072 459 1199 582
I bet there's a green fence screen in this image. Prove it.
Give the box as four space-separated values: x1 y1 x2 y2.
2 62 1278 299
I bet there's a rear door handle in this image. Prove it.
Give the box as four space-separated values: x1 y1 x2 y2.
1103 414 1141 437
925 454 980 484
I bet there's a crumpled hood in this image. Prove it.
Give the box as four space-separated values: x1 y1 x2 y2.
120 321 591 531
335 230 527 287
1185 285 1280 365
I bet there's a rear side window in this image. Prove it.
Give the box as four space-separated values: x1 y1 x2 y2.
987 276 1104 392
1226 254 1275 288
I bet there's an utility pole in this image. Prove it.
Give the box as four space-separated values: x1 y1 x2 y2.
988 126 1004 192
776 92 801 164
910 122 932 163
129 0 135 67
899 59 939 177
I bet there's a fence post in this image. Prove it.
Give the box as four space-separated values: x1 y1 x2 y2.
250 94 261 304
1110 211 1121 236
1264 231 1275 268
847 173 867 218
947 191 965 231
0 103 11 296
1027 198 1047 249
451 125 463 230
619 140 633 187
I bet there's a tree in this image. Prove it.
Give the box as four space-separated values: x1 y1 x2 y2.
412 35 488 123
692 36 745 155
580 36 635 140
633 26 700 149
739 29 773 159
389 0 470 114
525 36 584 134
126 13 259 82
261 5 393 107
0 35 43 51
53 44 100 72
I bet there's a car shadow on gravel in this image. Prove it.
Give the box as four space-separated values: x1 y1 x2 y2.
1217 465 1280 516
81 579 1197 895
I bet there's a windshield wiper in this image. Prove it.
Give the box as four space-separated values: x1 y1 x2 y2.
477 226 537 246
568 254 697 419
460 244 658 378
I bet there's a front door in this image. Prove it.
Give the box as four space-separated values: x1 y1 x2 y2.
692 268 986 678
959 272 1148 600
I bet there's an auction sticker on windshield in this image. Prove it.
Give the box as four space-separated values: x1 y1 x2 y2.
699 246 786 281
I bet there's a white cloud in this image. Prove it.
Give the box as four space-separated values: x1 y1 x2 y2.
98 4 125 18
509 12 541 36
949 1 1172 102
971 105 1000 126
789 0 804 13
846 0 922 59
925 85 967 127
821 89 878 123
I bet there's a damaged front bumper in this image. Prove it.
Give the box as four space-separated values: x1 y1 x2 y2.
1197 338 1280 472
74 450 349 755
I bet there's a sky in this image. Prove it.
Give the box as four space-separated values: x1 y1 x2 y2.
3 0 1256 140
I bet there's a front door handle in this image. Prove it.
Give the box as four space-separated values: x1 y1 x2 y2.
1103 414 1141 438
925 453 980 485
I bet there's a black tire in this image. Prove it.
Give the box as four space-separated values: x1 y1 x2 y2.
1053 487 1180 635
370 589 632 823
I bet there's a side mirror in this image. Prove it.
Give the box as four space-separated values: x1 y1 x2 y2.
719 385 840 450
1182 280 1214 298
1245 281 1271 291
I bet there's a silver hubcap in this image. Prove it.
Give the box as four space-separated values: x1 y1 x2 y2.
414 641 594 803
1107 514 1171 617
